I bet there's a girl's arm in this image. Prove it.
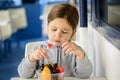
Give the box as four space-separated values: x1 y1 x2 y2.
62 41 92 78
18 56 36 78
73 55 92 78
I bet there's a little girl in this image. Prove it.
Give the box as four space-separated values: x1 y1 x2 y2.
18 3 92 79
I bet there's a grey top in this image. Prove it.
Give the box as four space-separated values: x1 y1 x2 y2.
18 40 92 79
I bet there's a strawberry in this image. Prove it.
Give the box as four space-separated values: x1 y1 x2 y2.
56 66 64 73
48 43 53 48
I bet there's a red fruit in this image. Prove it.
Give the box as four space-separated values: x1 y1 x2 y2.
48 43 53 48
56 66 64 73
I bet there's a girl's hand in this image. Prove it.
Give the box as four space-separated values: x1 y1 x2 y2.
61 42 85 60
29 48 49 62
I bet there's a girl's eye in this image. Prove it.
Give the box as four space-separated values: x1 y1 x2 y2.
52 28 57 31
62 31 68 34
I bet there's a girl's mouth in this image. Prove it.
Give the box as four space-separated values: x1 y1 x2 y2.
54 40 61 43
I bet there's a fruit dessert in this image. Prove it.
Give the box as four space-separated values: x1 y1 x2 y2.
37 43 64 80
38 63 64 80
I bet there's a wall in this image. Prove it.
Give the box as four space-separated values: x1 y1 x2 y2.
16 3 43 40
76 23 120 80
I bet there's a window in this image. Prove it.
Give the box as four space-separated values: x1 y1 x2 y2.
87 0 91 20
90 0 120 50
108 0 120 30
87 0 91 13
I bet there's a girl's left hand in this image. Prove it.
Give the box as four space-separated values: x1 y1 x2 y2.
61 42 84 60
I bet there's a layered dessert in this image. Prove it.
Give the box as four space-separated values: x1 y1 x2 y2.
37 63 64 80
37 43 64 80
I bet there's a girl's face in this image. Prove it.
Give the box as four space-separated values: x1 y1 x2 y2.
47 18 75 46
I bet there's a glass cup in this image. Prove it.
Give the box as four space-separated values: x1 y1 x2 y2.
36 70 64 80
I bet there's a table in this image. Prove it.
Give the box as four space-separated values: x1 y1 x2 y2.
11 77 106 80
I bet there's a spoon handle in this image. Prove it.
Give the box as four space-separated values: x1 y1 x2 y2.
57 46 61 66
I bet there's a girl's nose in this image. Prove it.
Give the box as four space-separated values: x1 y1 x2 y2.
55 31 61 39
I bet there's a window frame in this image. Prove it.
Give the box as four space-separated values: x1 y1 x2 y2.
90 0 120 50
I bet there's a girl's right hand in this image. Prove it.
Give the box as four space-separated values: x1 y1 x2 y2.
28 48 49 62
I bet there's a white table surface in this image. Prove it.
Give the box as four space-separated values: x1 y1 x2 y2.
11 77 106 80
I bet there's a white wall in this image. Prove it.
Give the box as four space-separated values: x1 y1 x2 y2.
76 23 120 80
102 36 120 80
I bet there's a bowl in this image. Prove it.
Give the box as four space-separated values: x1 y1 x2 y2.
36 70 64 80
